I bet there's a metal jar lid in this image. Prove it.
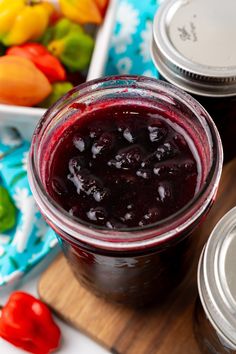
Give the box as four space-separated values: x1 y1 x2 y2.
198 207 236 349
151 0 236 97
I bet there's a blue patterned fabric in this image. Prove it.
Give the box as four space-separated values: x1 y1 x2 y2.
0 0 161 288
105 0 160 77
0 135 57 288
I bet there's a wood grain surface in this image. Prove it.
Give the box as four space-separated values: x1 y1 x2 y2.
38 159 236 354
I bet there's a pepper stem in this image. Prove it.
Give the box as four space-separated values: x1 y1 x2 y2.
25 0 41 5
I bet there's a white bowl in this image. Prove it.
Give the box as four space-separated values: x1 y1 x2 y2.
0 0 117 141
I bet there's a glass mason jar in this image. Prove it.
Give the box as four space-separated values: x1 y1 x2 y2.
28 76 223 306
151 0 236 162
194 207 236 353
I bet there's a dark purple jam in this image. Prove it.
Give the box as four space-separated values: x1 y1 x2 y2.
45 104 200 229
194 94 236 162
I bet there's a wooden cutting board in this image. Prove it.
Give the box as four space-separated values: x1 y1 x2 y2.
38 159 236 354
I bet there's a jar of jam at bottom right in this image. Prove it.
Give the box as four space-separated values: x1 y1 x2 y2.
194 207 236 354
151 0 236 162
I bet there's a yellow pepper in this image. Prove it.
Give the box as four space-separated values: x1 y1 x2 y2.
0 0 54 46
59 0 102 25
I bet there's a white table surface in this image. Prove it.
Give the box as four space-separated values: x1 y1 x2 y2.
0 272 110 354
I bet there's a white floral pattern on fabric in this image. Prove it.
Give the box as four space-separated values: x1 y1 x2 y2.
105 0 160 78
140 20 153 63
0 246 5 257
13 187 30 210
112 1 140 54
117 57 132 74
0 125 58 289
22 151 29 171
1 129 22 147
13 187 37 252
35 218 49 239
2 270 23 285
28 253 40 263
50 238 58 248
143 69 154 77
0 234 11 244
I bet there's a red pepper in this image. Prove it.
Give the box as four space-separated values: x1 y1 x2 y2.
94 0 109 16
7 43 66 83
0 291 61 354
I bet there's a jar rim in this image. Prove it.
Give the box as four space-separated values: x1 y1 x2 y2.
28 75 223 250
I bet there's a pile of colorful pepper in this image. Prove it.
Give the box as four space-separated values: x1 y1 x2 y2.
0 0 108 108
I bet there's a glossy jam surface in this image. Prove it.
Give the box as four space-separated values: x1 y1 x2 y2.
45 104 199 229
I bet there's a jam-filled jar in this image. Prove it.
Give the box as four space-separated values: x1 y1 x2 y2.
194 207 236 353
28 76 222 306
151 0 236 162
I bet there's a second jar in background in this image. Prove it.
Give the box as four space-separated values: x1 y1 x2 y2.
151 0 236 162
194 207 236 354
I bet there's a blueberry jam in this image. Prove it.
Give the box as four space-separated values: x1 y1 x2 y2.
46 104 200 229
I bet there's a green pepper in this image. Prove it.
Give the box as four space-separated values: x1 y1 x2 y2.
0 186 16 233
0 43 6 56
39 81 73 108
41 18 94 72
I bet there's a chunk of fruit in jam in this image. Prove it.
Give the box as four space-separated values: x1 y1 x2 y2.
46 104 200 229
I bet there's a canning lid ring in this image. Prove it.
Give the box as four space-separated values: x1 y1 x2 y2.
198 207 236 349
151 0 236 97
